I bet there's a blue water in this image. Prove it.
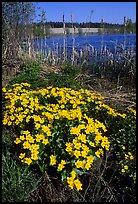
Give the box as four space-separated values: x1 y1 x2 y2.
32 34 136 65
33 34 136 52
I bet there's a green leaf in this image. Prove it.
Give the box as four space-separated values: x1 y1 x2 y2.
61 170 67 182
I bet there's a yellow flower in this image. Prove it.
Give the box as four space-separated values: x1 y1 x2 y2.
67 177 74 189
87 155 94 164
70 127 80 135
75 160 85 168
95 150 101 158
125 154 129 159
35 123 41 129
65 142 73 153
31 144 39 150
122 146 126 150
23 141 31 149
19 153 25 159
42 125 51 136
61 104 65 109
81 151 88 158
74 142 81 150
57 160 66 171
71 170 76 179
3 118 8 125
130 155 134 160
42 138 49 145
24 157 32 165
50 155 56 165
61 160 66 165
121 169 125 173
10 115 15 121
118 113 126 118
74 179 83 191
35 134 44 142
78 134 86 143
58 163 65 171
29 137 35 143
8 121 12 126
81 144 89 153
74 150 81 158
19 135 25 140
26 116 31 123
124 165 128 170
31 154 38 160
2 87 6 92
85 162 91 170
23 130 30 135
14 138 21 144
21 82 30 87
89 142 95 147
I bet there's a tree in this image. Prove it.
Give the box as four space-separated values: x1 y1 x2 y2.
126 19 135 33
2 2 36 62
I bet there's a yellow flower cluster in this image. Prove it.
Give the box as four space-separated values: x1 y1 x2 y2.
3 82 125 191
50 155 56 165
14 130 42 164
58 160 66 171
119 149 135 174
125 152 134 160
127 107 136 118
98 103 126 118
67 170 83 191
121 165 129 173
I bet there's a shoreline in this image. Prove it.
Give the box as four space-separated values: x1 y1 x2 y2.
36 27 136 37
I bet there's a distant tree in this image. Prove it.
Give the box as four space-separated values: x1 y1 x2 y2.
39 9 51 37
126 19 135 33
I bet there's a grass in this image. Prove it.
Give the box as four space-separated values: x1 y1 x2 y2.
2 61 136 202
2 151 41 202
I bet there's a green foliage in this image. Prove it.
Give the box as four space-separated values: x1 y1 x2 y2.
61 65 80 76
9 62 48 89
94 104 136 195
2 151 39 202
47 65 81 89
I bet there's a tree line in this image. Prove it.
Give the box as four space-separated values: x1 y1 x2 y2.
34 21 135 30
32 20 136 36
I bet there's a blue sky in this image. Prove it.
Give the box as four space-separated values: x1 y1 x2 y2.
34 2 136 24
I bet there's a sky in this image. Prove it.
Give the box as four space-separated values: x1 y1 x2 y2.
34 2 136 24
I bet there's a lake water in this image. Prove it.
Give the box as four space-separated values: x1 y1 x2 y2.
33 33 136 52
32 34 136 64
